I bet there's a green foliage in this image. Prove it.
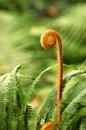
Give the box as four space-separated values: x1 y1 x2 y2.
58 75 86 130
0 65 33 130
0 2 86 130
0 0 85 14
0 64 86 130
0 3 86 74
0 64 57 130
0 65 20 129
0 4 86 93
21 64 57 112
37 88 56 129
36 69 86 129
52 4 86 64
0 0 28 12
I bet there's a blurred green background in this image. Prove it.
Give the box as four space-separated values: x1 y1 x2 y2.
0 0 86 108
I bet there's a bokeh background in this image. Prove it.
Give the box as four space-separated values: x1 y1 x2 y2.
0 0 86 109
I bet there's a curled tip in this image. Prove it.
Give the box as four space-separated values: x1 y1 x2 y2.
40 30 61 49
41 122 54 130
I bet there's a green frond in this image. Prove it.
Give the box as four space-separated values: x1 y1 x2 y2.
0 66 21 129
6 66 21 130
69 107 86 130
79 117 86 130
0 73 10 129
58 88 86 130
36 69 86 129
24 105 33 130
61 75 86 111
0 73 9 83
0 65 22 130
58 74 86 130
36 88 56 129
63 70 86 88
22 64 57 112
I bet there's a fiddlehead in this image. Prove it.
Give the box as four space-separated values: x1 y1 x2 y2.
40 30 63 129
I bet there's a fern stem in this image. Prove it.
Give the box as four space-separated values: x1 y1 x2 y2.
40 30 63 127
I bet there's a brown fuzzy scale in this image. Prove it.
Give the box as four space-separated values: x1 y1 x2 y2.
42 122 58 130
40 30 61 49
41 122 54 130
40 30 63 128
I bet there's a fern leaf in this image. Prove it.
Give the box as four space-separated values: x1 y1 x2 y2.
22 64 57 112
63 70 86 89
24 105 33 130
0 73 10 129
61 75 86 111
36 88 56 129
0 73 9 83
37 69 86 129
7 65 21 130
58 86 86 130
0 65 22 130
69 107 86 130
79 117 86 130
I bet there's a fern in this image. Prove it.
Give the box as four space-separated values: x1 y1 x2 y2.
0 65 22 130
58 85 86 130
0 4 86 129
61 75 86 110
22 64 57 112
0 73 10 129
37 88 56 129
0 64 86 130
36 69 86 130
69 107 86 130
57 74 86 130
0 64 58 130
79 117 86 130
0 65 33 130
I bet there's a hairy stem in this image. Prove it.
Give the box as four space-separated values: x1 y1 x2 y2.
56 38 63 123
40 30 63 129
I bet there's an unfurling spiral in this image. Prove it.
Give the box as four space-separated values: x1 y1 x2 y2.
40 30 61 49
40 29 63 128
